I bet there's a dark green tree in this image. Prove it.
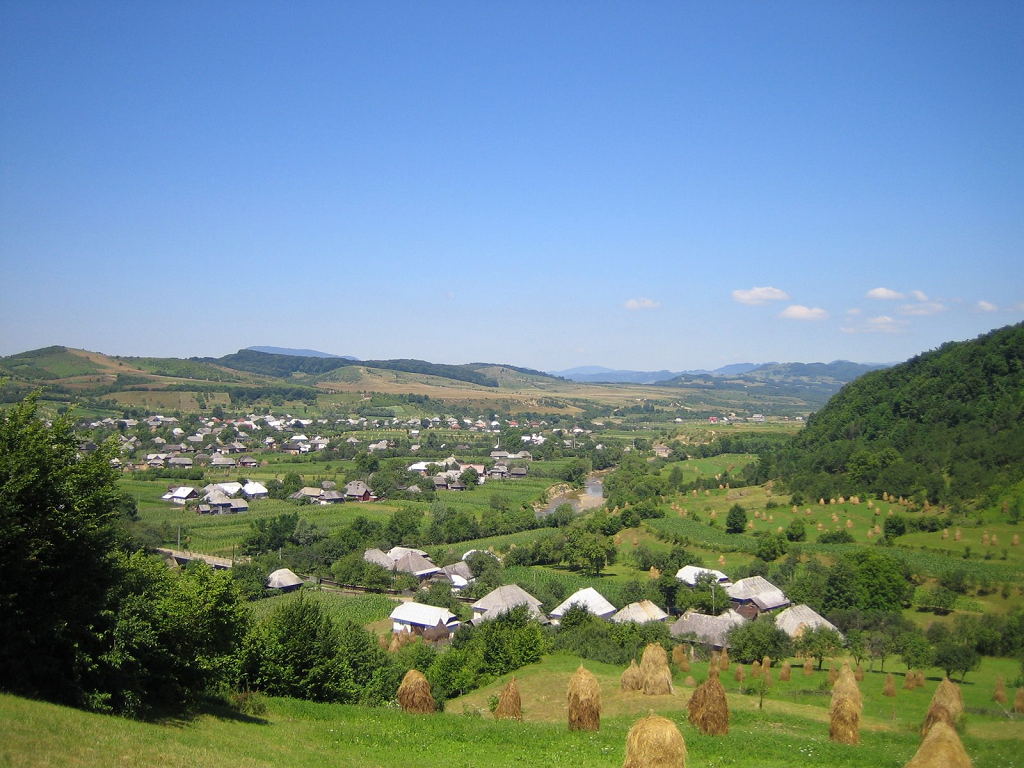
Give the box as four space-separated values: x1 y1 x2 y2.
725 504 748 534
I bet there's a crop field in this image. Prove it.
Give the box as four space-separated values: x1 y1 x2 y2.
249 590 398 627
4 652 1020 768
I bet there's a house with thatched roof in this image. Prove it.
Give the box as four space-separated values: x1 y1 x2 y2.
439 560 474 590
345 480 373 501
363 548 395 569
470 585 546 625
774 604 844 640
393 551 441 579
266 568 304 592
242 480 268 498
611 600 669 624
389 602 460 634
670 609 747 649
162 486 198 504
550 587 616 622
675 565 731 586
725 576 789 617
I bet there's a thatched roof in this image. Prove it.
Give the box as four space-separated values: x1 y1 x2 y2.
472 584 543 613
725 576 789 611
611 600 669 624
363 548 395 569
775 604 843 639
390 602 459 630
266 568 304 589
670 609 747 648
393 551 440 578
550 587 616 620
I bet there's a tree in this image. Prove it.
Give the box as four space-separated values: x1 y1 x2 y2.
896 630 934 673
725 504 748 534
784 518 806 542
755 533 788 562
794 625 844 670
0 393 122 707
726 616 791 663
933 640 980 682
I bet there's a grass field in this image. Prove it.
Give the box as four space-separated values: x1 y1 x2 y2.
3 652 1020 768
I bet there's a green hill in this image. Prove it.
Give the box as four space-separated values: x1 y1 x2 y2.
769 322 1024 504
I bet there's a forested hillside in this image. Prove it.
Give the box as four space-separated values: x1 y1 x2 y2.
766 323 1024 504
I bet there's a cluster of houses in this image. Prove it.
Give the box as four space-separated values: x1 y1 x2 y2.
161 480 269 513
365 550 840 650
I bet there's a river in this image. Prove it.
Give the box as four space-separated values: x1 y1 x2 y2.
537 471 606 517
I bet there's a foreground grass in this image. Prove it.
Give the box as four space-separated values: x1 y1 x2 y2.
4 653 1021 768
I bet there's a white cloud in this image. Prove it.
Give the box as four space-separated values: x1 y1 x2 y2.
841 315 907 334
624 298 660 311
910 289 929 302
846 308 862 315
899 301 947 317
976 300 998 312
732 286 790 305
779 305 829 321
866 287 905 300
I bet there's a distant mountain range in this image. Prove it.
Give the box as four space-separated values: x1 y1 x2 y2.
246 346 356 360
550 362 768 384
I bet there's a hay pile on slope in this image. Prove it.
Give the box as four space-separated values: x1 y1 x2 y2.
709 654 721 677
640 643 674 696
993 674 1007 706
763 663 773 687
803 658 814 676
683 675 697 688
855 664 865 681
922 678 963 736
568 665 601 732
398 669 435 714
719 647 730 670
621 660 644 692
829 662 839 684
904 721 973 768
672 645 690 673
761 655 771 671
904 672 917 690
494 676 522 720
751 660 761 677
687 670 729 735
915 670 926 688
884 673 897 698
623 712 687 768
829 665 862 745
780 661 791 681
1014 687 1024 713
734 665 745 684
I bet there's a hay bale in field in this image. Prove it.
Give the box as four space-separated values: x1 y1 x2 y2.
709 654 720 677
621 660 644 692
568 665 601 732
718 554 726 566
494 676 522 720
921 677 963 736
954 528 962 541
1014 687 1024 713
915 670 926 688
829 666 862 745
763 664 773 687
993 675 1007 706
719 647 730 670
378 634 389 649
828 662 839 685
942 528 949 540
734 665 745 683
804 658 814 676
751 660 761 677
683 675 696 688
640 643 674 696
623 712 687 768
397 669 435 714
904 672 917 690
687 671 729 735
884 673 897 697
855 664 865 682
672 645 690 673
761 655 771 671
780 661 791 681
388 633 402 653
1013 534 1020 547
904 721 972 768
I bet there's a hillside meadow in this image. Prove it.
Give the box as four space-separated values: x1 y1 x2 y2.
3 653 1021 768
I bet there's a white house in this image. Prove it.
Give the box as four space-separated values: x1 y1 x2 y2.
389 602 460 634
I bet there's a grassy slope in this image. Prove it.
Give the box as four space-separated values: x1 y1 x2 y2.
4 653 1021 768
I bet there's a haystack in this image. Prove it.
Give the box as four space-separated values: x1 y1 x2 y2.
709 654 720 677
803 658 814 676
904 721 973 768
922 678 963 736
884 673 897 698
915 670 926 688
780 661 791 681
828 662 839 684
683 675 697 687
761 655 771 671
751 660 761 677
1014 687 1024 713
621 660 644 692
568 665 601 732
719 647 730 670
672 645 690 673
993 674 1007 706
494 676 522 720
640 644 674 696
623 712 687 768
828 664 862 745
855 664 865 681
904 672 917 690
687 670 729 735
397 669 435 714
763 664 773 687
734 665 745 683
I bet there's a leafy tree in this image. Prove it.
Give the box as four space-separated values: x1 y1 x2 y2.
896 630 934 672
784 518 806 542
726 616 791 664
0 393 121 708
725 504 748 534
755 533 788 562
794 625 844 670
933 640 980 682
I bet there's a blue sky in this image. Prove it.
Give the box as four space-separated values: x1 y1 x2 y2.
1 2 1021 371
